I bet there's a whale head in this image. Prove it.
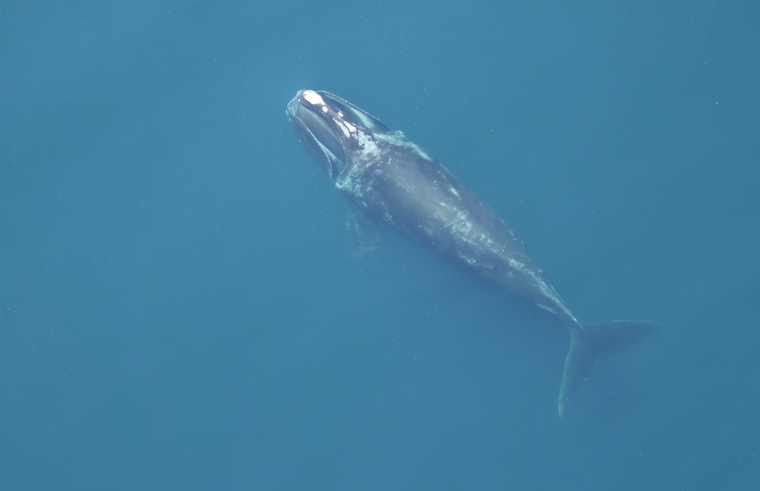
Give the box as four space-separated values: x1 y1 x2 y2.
286 90 390 181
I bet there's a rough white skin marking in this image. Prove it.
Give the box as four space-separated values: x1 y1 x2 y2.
460 254 478 266
322 106 328 113
338 111 344 117
355 131 380 159
451 220 472 236
441 215 465 230
335 129 380 199
323 110 583 331
376 131 434 161
303 90 324 105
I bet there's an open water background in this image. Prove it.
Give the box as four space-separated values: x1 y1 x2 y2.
1 1 758 489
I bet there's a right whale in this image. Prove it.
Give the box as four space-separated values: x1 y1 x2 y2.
287 89 662 417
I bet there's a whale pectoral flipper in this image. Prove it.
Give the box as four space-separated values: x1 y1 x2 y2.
558 320 662 418
347 203 380 256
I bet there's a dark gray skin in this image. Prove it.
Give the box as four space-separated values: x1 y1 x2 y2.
287 89 660 417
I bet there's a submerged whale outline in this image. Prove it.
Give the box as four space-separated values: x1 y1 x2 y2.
286 89 661 417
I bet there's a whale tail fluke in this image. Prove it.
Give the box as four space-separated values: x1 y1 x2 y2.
558 320 662 418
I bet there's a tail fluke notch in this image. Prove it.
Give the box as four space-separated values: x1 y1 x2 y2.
558 320 662 418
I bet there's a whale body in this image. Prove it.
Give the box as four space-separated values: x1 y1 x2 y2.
286 89 660 417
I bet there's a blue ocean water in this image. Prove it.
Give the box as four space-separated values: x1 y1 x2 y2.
1 0 758 489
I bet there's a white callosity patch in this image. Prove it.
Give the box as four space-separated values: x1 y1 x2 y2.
334 120 358 139
303 90 325 106
335 120 351 138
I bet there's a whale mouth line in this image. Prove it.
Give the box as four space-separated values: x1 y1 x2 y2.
287 90 397 182
287 95 346 178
